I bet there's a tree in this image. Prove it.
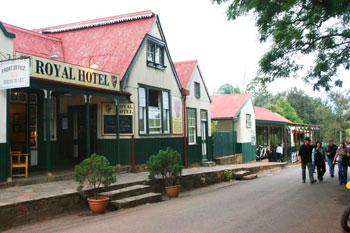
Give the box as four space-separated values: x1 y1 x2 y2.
266 97 303 123
218 83 241 94
246 77 273 107
212 0 350 90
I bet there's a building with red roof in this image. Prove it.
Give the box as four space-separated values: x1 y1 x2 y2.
211 93 256 162
174 60 212 162
0 11 213 182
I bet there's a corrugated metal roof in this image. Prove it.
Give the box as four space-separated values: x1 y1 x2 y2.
211 93 250 119
255 106 292 124
174 60 197 89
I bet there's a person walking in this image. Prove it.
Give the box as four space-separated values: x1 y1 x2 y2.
312 141 326 182
299 137 316 184
333 142 349 185
276 144 283 162
325 140 337 177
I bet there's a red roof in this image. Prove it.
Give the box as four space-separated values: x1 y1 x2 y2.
255 106 291 123
174 60 197 89
5 10 156 80
211 94 250 119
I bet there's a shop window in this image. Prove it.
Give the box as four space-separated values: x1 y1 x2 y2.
195 82 200 98
44 96 57 141
147 41 165 70
246 114 251 128
187 108 197 145
138 86 170 135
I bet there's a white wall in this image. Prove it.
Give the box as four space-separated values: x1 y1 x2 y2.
185 65 211 137
125 22 183 139
0 29 14 143
234 97 256 144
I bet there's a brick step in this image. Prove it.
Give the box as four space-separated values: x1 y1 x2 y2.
242 174 258 180
233 170 251 180
110 192 162 209
201 161 216 167
100 184 152 200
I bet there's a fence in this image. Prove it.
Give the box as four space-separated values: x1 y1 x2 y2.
213 131 234 158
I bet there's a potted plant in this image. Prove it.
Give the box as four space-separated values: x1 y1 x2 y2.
147 147 183 198
74 153 116 213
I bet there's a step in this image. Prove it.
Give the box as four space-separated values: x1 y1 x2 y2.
111 192 162 209
241 174 258 180
100 184 152 200
233 170 251 180
201 161 216 167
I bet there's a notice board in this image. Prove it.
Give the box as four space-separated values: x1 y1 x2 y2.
102 103 134 136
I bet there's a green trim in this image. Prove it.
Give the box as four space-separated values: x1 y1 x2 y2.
0 21 15 38
232 118 236 154
256 120 288 125
186 107 197 145
233 96 252 119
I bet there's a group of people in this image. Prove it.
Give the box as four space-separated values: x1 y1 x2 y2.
299 137 350 184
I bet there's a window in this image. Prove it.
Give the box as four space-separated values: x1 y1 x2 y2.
44 96 57 141
187 108 197 145
147 41 165 69
138 86 170 135
246 114 251 128
194 82 200 98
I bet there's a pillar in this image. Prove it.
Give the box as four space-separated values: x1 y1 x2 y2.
6 89 10 179
115 98 120 165
85 95 91 157
45 90 51 174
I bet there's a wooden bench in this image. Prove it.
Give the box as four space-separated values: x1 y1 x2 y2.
10 151 29 178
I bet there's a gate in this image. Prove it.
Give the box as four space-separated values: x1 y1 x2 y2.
213 131 234 158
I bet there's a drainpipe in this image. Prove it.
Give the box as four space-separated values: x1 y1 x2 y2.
182 88 189 168
132 135 135 173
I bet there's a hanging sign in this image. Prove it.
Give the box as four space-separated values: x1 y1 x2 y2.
172 96 183 135
16 53 120 92
0 58 30 89
102 103 134 136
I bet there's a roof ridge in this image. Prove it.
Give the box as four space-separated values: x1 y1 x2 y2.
37 10 154 34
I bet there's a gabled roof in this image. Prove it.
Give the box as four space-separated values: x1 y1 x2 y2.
254 106 292 124
0 21 15 38
5 10 157 81
174 60 197 88
211 93 251 119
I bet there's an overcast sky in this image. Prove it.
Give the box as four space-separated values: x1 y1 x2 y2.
1 0 348 98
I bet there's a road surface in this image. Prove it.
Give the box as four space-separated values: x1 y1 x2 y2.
7 165 349 233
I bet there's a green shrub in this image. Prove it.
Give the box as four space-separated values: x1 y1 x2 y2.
74 153 116 199
147 147 184 187
223 170 232 182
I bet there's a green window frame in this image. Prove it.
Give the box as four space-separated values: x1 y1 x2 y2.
187 108 197 145
138 85 171 135
194 82 200 98
146 41 165 70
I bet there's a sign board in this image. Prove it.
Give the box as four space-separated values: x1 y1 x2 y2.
16 53 120 92
0 58 30 89
102 103 134 136
172 96 183 135
251 129 256 146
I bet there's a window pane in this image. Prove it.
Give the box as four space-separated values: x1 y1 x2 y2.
139 87 146 107
147 43 154 62
195 82 200 98
155 47 161 64
162 91 169 109
163 109 169 133
149 89 159 107
187 109 196 144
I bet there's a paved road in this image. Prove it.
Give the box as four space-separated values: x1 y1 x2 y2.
7 165 350 233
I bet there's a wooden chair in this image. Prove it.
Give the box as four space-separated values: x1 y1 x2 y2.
10 150 29 178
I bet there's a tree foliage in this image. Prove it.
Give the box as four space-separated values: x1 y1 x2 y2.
266 97 303 123
212 0 350 90
218 83 241 94
246 77 273 107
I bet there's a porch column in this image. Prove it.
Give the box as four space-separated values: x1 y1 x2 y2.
115 98 120 165
45 90 52 174
232 118 236 155
283 125 287 162
85 95 90 157
6 89 10 180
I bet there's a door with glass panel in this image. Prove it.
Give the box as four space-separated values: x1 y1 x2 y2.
201 110 208 161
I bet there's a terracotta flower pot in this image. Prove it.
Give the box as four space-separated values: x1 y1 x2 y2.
165 185 181 198
87 196 109 213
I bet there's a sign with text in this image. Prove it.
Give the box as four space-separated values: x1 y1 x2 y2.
102 103 134 136
172 96 183 135
0 58 30 89
16 53 119 92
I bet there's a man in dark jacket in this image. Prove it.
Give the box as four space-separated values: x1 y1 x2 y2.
325 140 337 177
299 137 316 184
